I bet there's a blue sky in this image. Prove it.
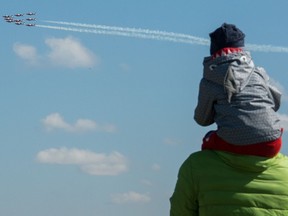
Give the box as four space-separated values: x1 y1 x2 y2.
1 1 288 216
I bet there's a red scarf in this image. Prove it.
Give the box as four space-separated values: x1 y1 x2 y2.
202 130 282 157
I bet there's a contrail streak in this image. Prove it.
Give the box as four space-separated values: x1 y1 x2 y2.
245 44 288 53
36 24 209 45
37 21 288 53
43 20 209 45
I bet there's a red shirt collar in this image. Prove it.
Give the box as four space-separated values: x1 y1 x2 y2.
212 47 243 59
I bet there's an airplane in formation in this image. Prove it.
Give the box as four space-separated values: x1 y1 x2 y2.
2 12 36 27
14 13 24 17
26 12 36 15
26 18 36 21
13 19 23 22
15 22 24 25
3 15 13 19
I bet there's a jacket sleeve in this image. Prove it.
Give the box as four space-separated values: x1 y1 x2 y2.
170 157 198 216
255 67 282 111
268 84 281 111
194 78 216 126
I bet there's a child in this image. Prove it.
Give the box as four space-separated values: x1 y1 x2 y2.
194 23 282 157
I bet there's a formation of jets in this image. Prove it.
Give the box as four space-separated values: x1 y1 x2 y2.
2 12 36 27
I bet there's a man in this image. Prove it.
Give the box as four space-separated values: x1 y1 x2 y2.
170 150 288 215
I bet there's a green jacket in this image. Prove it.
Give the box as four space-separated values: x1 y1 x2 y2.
170 150 288 216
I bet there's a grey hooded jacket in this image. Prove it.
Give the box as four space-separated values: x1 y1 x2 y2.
194 51 282 145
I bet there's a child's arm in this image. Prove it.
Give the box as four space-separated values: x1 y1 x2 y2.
194 78 216 126
255 67 282 111
268 84 281 111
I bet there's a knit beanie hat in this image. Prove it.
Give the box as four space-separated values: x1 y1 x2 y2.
209 23 245 55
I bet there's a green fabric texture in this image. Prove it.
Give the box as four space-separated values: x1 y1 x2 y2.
170 150 288 216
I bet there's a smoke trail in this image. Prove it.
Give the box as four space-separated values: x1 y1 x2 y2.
245 44 288 53
43 20 209 46
37 21 288 53
36 24 208 45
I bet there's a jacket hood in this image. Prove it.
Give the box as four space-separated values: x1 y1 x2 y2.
203 51 255 102
215 151 285 173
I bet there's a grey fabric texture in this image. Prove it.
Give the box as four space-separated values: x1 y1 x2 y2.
194 50 282 145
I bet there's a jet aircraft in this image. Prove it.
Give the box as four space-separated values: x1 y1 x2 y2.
4 17 13 21
26 18 36 21
13 19 23 22
15 22 24 25
14 13 24 17
3 15 13 19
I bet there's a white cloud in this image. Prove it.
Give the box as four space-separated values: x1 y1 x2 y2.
45 36 97 68
42 113 117 133
140 179 153 186
152 163 161 171
36 147 128 176
13 36 99 69
13 43 39 65
119 63 131 72
163 137 182 145
278 113 288 130
111 191 150 204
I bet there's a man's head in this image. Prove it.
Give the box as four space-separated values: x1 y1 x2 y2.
209 23 245 55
